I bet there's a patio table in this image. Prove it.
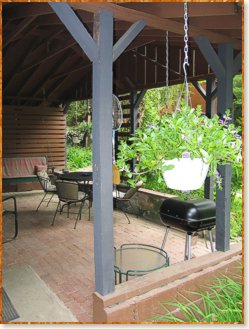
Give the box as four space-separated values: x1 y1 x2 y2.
57 171 92 183
114 243 169 284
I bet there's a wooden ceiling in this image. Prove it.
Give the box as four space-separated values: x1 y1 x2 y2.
2 2 242 106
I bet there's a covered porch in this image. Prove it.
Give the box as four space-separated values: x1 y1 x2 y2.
2 1 243 323
3 190 238 322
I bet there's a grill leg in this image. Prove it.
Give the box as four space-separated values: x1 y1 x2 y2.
184 233 192 260
208 229 215 252
161 226 170 250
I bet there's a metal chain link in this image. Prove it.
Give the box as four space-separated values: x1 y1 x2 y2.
183 2 190 107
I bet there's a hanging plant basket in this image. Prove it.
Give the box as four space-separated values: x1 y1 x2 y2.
162 158 209 191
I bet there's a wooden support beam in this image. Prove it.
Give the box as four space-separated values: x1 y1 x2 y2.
134 89 147 109
217 43 234 112
206 78 216 118
192 81 206 100
204 77 216 200
113 20 146 61
49 3 98 62
71 3 241 49
216 165 232 251
215 43 234 252
194 36 225 79
119 3 240 19
233 51 242 75
195 39 234 251
131 49 184 78
92 9 115 295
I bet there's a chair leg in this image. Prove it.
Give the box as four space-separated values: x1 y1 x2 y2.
161 226 170 250
88 201 92 221
13 196 18 240
121 210 131 224
46 192 55 207
74 201 85 229
36 192 47 211
51 201 61 226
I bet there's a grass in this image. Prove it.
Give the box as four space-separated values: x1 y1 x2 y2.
147 270 243 323
66 145 92 171
230 195 243 240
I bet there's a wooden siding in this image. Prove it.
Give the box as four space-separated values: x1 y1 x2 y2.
3 106 66 170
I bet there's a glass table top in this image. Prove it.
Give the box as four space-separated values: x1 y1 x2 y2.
114 243 169 282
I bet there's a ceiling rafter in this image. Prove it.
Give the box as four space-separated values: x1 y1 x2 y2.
119 3 240 18
30 51 74 100
17 51 68 97
3 16 37 49
70 3 241 49
3 36 42 93
19 39 76 74
3 3 53 19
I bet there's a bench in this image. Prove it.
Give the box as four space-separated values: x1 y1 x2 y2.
2 156 47 184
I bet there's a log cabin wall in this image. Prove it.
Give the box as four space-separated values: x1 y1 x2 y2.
2 105 66 191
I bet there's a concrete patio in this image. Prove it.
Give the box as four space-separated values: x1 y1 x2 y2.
2 190 215 322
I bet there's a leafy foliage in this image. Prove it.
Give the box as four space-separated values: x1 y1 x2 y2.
138 85 183 128
147 270 243 323
233 74 242 129
66 146 92 171
66 101 92 146
66 122 92 146
117 102 242 187
66 100 91 126
230 195 242 239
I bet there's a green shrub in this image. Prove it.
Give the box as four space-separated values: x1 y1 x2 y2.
66 145 92 171
147 270 243 323
230 196 242 239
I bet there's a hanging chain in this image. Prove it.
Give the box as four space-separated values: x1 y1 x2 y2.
165 30 169 102
183 2 190 108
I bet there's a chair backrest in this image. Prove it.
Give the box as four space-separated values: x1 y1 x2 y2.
36 170 50 191
121 180 143 200
113 164 120 185
55 180 79 201
123 187 138 200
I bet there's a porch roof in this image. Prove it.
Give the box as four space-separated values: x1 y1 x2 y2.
3 2 242 106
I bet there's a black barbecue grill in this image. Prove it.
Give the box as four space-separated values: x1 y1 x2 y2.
160 198 216 260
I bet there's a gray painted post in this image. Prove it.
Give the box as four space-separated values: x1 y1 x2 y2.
50 3 146 295
195 36 235 251
204 78 216 200
216 164 232 251
216 43 234 251
92 10 115 295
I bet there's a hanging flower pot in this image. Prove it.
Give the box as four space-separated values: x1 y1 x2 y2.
162 157 209 191
117 105 242 190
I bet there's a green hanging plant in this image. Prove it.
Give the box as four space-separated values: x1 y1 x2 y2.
116 103 242 189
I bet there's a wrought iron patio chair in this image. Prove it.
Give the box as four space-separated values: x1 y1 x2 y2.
78 181 92 221
52 180 87 229
115 181 143 224
2 195 18 244
36 170 57 211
